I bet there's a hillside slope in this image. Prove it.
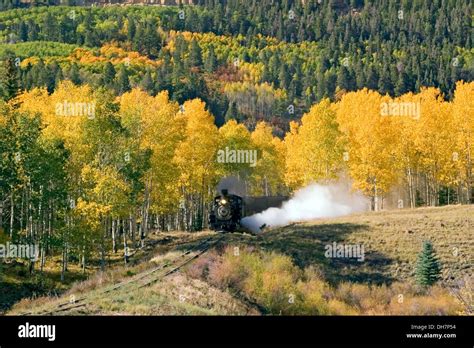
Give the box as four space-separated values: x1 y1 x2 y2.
7 205 473 315
227 205 473 285
7 234 259 315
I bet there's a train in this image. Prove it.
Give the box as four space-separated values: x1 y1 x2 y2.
208 189 243 232
208 189 287 232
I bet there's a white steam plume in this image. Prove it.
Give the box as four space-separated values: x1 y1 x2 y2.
241 182 369 233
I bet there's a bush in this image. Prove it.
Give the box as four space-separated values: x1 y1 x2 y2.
200 247 464 315
387 286 462 315
326 299 358 315
208 246 260 289
294 279 331 315
245 253 300 314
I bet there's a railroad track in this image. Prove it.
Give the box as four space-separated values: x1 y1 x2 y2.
19 235 224 316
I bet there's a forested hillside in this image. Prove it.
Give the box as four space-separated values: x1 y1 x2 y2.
0 0 472 125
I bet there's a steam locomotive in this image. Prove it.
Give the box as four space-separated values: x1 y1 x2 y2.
208 189 244 232
208 189 288 232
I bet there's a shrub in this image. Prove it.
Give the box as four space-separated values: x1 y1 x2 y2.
326 299 358 315
200 247 464 315
334 283 371 309
387 286 462 315
295 279 331 315
208 246 260 289
245 253 300 314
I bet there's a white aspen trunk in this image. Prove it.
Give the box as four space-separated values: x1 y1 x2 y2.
9 193 14 238
19 189 24 232
100 219 106 272
374 179 379 212
407 166 414 208
123 219 129 265
112 219 117 253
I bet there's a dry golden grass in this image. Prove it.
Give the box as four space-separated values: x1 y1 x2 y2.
4 205 472 316
223 205 473 286
5 231 218 315
63 273 258 316
192 246 466 315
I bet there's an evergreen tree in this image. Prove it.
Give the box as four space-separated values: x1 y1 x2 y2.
378 69 394 95
142 19 161 58
204 44 217 73
140 69 154 94
366 66 379 90
69 63 81 85
415 241 441 287
189 39 203 68
278 64 290 90
336 66 353 91
127 16 136 42
395 71 410 96
225 102 239 122
102 62 116 87
116 66 131 94
18 20 28 42
43 12 58 41
0 52 20 101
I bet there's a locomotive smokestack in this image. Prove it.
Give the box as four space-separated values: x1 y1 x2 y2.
221 189 228 196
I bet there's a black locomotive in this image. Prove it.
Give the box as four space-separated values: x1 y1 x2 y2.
209 189 244 232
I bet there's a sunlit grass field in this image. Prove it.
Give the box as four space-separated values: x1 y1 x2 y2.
3 205 473 315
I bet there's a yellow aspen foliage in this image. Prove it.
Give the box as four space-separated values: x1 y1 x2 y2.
173 98 220 195
80 164 130 218
217 119 253 177
411 88 455 205
119 89 182 214
452 81 474 203
389 92 424 208
284 120 304 189
74 198 112 239
249 122 286 196
285 99 344 190
15 81 94 172
336 89 399 208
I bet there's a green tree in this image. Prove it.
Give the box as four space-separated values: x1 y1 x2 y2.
204 44 217 73
127 16 136 42
102 62 116 87
336 66 354 91
225 101 239 122
189 39 203 68
69 63 81 86
0 52 20 101
140 69 154 94
415 241 441 287
116 66 131 94
278 64 290 90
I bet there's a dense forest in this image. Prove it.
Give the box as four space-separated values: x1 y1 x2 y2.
0 0 472 126
0 1 472 276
